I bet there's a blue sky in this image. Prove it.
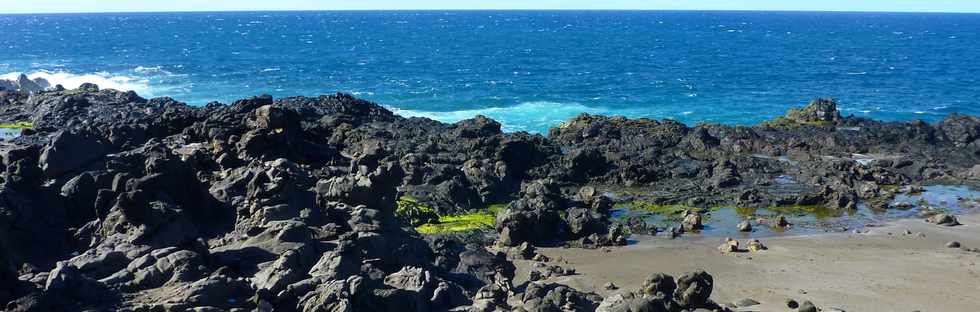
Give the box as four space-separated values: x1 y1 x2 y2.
3 0 980 14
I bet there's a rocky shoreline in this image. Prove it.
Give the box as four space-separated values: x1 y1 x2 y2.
0 83 978 311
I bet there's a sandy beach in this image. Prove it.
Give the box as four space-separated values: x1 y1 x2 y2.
531 214 980 311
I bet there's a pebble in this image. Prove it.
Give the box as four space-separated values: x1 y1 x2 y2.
947 241 962 248
786 299 799 309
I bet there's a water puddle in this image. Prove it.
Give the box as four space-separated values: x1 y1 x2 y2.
612 185 980 240
0 128 21 139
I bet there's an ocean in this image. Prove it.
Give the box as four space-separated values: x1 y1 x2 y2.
1 10 978 132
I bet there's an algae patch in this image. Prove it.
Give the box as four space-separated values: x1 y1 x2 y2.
407 201 505 234
0 121 32 129
395 196 438 226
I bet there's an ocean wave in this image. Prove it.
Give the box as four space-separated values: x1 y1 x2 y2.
386 101 613 133
1 70 155 96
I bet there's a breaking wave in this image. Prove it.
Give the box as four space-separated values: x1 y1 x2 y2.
1 70 155 96
387 101 620 133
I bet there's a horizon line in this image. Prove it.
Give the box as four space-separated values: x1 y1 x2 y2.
2 8 980 15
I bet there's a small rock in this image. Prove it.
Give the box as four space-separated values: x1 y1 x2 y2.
775 215 791 227
786 299 799 309
798 300 818 312
903 229 912 235
718 238 739 253
737 220 752 232
532 254 550 262
947 241 961 248
927 213 961 226
682 211 703 231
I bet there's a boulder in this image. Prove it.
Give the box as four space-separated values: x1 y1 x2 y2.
938 113 980 147
673 270 713 308
785 98 842 124
681 211 703 231
746 239 767 252
737 220 752 232
717 238 738 253
927 214 961 226
798 300 819 312
39 130 111 177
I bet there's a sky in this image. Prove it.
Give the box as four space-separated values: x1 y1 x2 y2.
2 0 980 14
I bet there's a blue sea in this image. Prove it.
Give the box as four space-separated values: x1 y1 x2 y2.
2 11 979 132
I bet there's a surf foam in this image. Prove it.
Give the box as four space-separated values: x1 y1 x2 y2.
386 101 618 133
0 71 155 96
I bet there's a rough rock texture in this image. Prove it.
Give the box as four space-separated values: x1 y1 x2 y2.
548 97 980 221
0 85 977 310
0 74 52 94
597 270 724 312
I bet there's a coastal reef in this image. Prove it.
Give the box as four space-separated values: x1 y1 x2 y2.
0 83 978 311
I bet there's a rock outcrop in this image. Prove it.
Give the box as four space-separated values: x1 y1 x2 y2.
0 85 976 310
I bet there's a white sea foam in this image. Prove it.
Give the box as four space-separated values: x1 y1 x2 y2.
1 70 154 95
386 101 613 133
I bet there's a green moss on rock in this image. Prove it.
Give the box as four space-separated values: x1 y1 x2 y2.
395 196 438 227
412 202 506 234
0 121 32 129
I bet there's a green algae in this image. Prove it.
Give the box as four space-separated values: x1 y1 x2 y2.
0 121 32 129
395 196 438 227
412 202 506 234
761 116 829 129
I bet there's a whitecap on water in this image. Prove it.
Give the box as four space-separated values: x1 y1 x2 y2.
386 101 615 133
1 71 154 95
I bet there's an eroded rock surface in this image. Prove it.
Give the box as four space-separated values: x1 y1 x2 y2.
0 86 976 311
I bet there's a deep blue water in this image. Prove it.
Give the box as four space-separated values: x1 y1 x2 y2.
2 11 979 132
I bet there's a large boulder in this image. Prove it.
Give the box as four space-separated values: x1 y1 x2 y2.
784 98 842 124
673 270 714 308
937 113 980 147
39 130 111 177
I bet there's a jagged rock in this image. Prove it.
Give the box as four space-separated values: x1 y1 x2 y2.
681 211 703 231
521 282 602 312
252 245 318 294
786 98 842 124
0 87 977 311
674 270 713 308
639 273 676 300
0 74 50 93
938 113 980 147
39 130 111 177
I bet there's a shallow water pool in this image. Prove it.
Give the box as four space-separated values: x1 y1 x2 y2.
613 185 980 240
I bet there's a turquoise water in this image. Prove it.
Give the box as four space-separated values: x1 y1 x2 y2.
2 11 980 132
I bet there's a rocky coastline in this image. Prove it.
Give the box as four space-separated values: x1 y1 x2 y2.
0 83 978 311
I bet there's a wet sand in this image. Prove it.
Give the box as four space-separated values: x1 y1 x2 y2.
530 214 980 311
